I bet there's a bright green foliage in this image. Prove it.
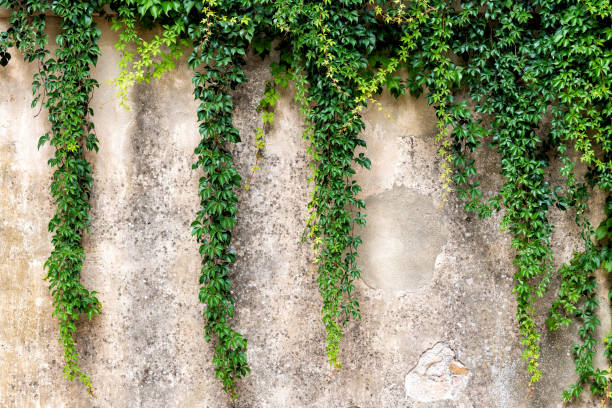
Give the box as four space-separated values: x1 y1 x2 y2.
273 0 374 368
111 5 188 109
109 0 204 108
1 0 104 395
301 77 366 368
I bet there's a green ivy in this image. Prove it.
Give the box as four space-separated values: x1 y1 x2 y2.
186 0 255 395
1 0 104 395
111 4 188 109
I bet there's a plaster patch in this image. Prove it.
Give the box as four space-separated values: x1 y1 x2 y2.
405 342 471 402
358 186 447 292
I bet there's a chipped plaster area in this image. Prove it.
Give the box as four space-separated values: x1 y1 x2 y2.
0 17 609 408
404 343 471 403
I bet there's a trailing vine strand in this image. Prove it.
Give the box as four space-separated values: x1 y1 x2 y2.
1 0 611 402
1 0 103 394
187 1 254 394
43 2 103 393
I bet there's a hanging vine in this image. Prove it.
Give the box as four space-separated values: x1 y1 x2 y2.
186 0 254 395
1 0 104 395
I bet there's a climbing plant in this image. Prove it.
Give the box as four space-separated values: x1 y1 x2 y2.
0 0 104 395
186 1 255 394
1 0 611 402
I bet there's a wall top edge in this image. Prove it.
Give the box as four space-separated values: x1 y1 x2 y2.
0 5 116 19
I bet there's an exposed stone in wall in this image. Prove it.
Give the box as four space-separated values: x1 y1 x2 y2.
404 342 470 403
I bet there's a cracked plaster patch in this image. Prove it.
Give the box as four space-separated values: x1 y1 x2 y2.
405 342 471 402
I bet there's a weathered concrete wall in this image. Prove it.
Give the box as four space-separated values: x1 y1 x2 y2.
0 17 609 408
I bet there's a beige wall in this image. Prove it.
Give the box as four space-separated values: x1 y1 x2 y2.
0 16 608 408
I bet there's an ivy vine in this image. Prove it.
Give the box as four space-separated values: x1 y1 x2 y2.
187 1 254 394
1 0 611 402
1 0 104 395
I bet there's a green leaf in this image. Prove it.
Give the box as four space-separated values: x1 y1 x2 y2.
596 225 608 241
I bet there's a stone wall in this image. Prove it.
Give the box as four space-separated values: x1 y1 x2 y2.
0 16 608 408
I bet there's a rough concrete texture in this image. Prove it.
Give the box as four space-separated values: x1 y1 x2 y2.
0 16 610 408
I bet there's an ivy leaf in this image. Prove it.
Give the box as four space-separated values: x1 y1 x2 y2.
37 133 50 150
596 225 608 241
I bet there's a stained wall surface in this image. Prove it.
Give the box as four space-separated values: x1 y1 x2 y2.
0 17 609 408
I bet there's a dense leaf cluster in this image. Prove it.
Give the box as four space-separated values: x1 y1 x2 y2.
415 1 612 393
